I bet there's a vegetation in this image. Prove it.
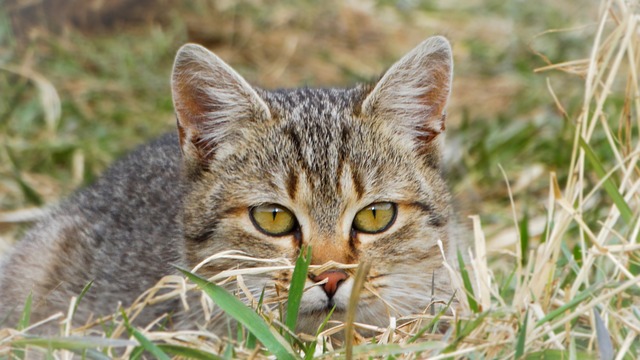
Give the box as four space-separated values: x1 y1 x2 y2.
1 0 638 358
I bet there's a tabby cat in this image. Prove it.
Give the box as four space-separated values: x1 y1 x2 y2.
0 36 461 336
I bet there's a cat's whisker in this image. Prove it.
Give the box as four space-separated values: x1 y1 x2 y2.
192 250 294 274
363 283 400 314
205 265 294 282
191 249 248 272
308 261 359 277
367 273 389 281
356 301 393 326
235 274 259 306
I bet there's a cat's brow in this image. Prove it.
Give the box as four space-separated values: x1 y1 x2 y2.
188 206 246 243
410 201 434 213
411 201 447 227
286 171 298 200
189 226 217 243
350 166 365 199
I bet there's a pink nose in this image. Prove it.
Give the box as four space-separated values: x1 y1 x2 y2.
311 270 348 298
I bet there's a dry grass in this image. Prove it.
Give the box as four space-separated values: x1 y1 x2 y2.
1 0 638 358
467 0 640 356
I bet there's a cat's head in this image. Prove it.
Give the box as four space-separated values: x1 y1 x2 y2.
171 36 458 334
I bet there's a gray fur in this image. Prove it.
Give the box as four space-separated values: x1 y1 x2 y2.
0 36 462 335
0 134 184 330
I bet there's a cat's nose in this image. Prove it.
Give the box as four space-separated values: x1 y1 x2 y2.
311 270 348 298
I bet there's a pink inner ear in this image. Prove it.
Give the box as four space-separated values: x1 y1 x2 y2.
174 79 211 161
416 114 446 144
422 68 450 115
174 77 210 130
416 63 450 143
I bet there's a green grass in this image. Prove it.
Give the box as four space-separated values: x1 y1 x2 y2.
285 246 312 341
178 268 296 360
1 0 639 358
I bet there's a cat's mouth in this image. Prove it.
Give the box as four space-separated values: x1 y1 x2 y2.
328 299 345 311
298 295 349 316
299 305 345 317
315 301 346 313
297 275 354 317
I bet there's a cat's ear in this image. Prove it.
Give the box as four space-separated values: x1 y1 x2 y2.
361 36 452 167
171 44 270 167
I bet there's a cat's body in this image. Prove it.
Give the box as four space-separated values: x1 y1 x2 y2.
0 133 185 328
0 36 463 336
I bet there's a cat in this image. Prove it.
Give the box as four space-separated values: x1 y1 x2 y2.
0 35 461 337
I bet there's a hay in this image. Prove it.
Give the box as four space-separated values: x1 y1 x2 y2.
1 0 639 358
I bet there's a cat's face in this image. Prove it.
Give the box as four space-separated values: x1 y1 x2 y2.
172 37 458 334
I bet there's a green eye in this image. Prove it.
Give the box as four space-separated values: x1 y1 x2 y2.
353 202 397 234
250 204 297 236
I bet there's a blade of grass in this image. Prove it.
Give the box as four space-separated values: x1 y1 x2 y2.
72 281 93 318
515 309 529 359
316 305 336 338
285 246 312 339
569 336 577 360
159 344 224 360
525 349 596 360
247 287 267 350
11 337 135 350
12 294 33 360
593 309 614 360
130 346 145 360
75 349 112 360
457 250 479 313
443 311 489 353
121 309 171 360
519 211 530 266
499 268 517 301
534 284 598 327
320 341 443 359
578 137 633 223
177 267 298 360
17 292 32 330
345 261 371 360
223 343 234 360
303 305 336 360
12 346 112 360
407 293 456 343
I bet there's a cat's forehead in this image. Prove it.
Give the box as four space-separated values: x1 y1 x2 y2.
250 86 380 175
259 87 362 123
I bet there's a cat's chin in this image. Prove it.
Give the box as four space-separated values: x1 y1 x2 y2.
294 278 355 335
298 303 347 317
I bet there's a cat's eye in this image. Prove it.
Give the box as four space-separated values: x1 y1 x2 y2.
352 202 397 234
250 204 298 236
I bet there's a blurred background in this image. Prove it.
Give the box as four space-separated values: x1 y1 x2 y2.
0 0 595 257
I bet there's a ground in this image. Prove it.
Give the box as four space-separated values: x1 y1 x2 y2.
1 1 638 359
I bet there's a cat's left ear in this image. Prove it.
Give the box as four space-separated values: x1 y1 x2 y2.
361 36 453 167
171 44 271 171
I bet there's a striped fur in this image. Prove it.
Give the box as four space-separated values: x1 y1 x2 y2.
0 36 463 336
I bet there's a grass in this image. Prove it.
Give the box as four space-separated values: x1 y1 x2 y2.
1 0 639 358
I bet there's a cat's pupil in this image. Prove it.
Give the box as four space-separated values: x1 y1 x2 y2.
250 204 297 236
352 202 397 234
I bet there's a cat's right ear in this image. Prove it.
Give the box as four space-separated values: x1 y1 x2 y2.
171 44 270 169
360 36 453 169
